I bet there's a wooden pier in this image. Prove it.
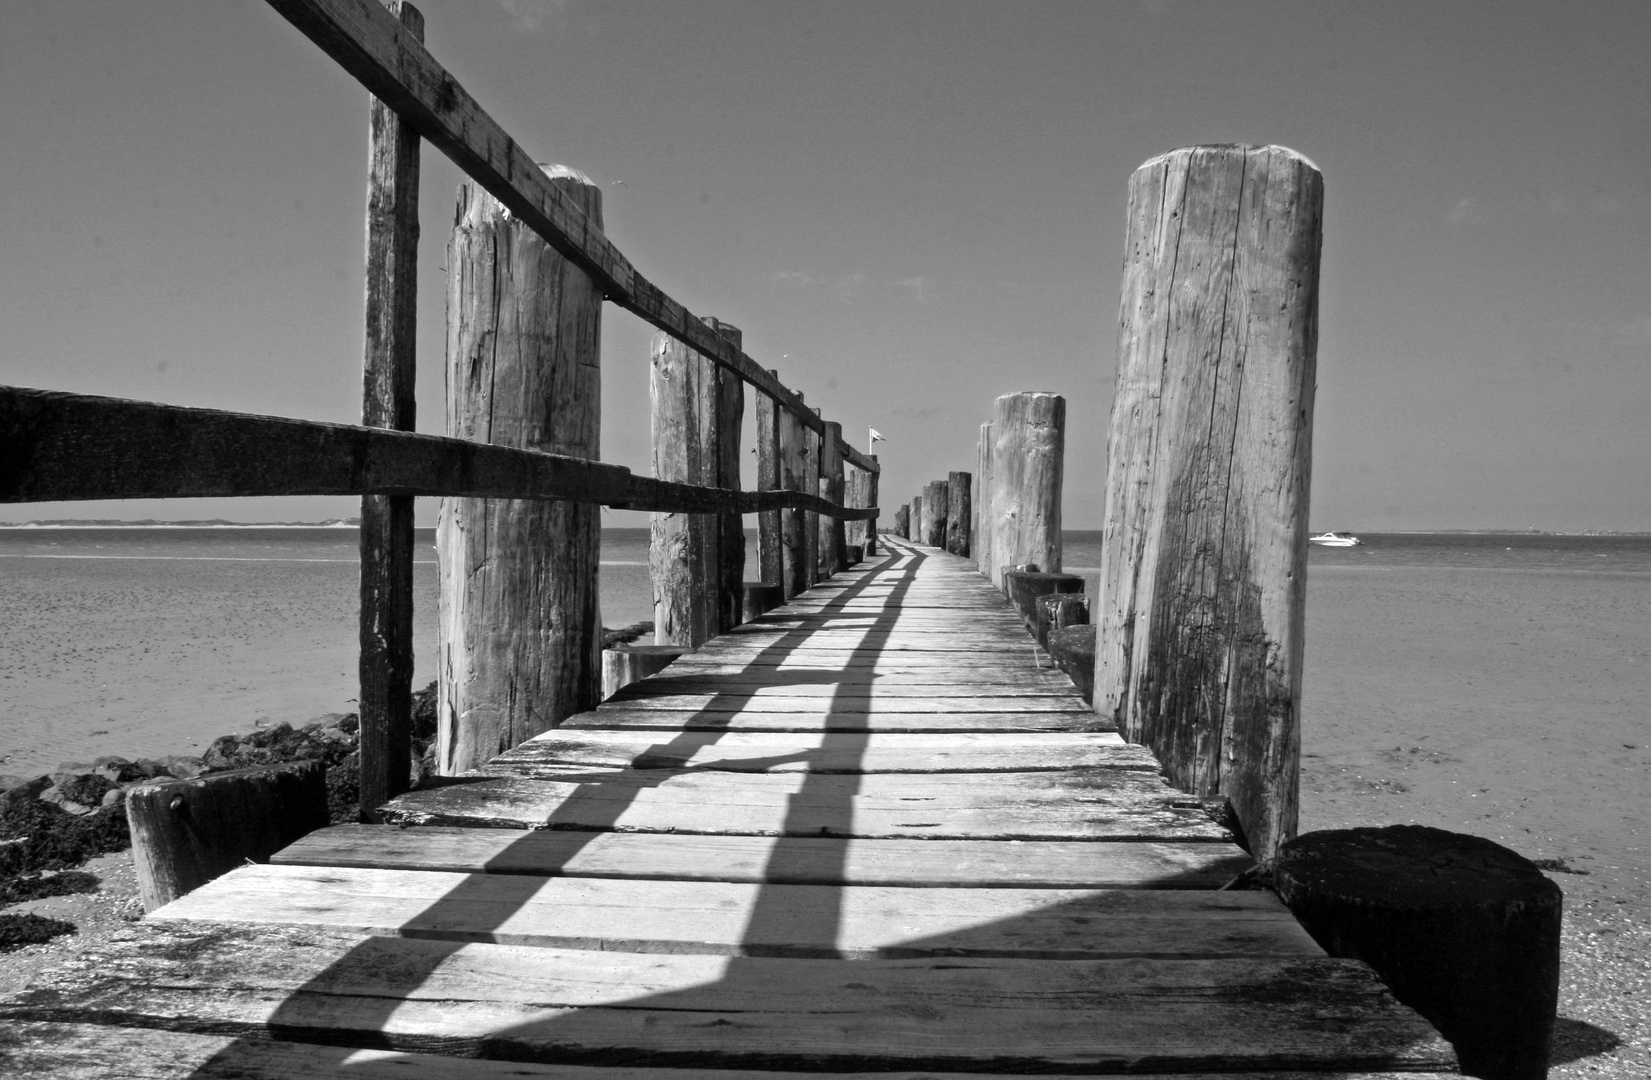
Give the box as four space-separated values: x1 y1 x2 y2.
2 540 1456 1077
0 2 1503 1075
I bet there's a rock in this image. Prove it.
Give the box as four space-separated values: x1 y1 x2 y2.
56 774 119 810
49 762 94 787
0 775 51 808
158 755 207 779
337 713 360 735
202 735 242 771
100 788 125 808
129 759 177 781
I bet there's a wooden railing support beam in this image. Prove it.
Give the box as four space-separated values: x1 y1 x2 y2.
755 371 783 593
713 323 745 632
864 454 880 557
357 0 422 821
922 480 948 548
1094 144 1322 861
818 421 846 576
437 166 604 774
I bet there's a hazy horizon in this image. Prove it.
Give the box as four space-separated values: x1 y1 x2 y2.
3 1 1648 532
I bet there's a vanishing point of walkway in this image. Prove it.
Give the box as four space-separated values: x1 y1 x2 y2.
2 541 1458 1077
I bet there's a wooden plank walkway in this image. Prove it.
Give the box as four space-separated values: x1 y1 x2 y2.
0 540 1460 1078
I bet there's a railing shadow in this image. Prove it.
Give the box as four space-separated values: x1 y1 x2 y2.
183 542 928 1072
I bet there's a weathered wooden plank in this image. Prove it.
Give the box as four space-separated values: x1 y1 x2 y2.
1097 145 1322 861
0 386 876 517
152 863 1322 960
651 323 722 648
490 730 1148 774
611 677 1081 695
2 922 1456 1072
0 1023 1459 1080
377 770 1225 840
556 708 1109 733
272 825 1255 889
587 695 1093 714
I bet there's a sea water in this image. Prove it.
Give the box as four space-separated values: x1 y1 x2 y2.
3 527 1649 779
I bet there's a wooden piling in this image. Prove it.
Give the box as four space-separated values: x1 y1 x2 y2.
946 470 971 557
910 495 923 542
755 374 783 595
988 392 1064 587
438 166 603 773
843 465 866 556
650 318 739 646
893 503 910 539
975 422 994 579
818 421 846 576
1094 144 1323 861
777 387 810 599
127 761 329 912
357 0 422 821
922 480 948 548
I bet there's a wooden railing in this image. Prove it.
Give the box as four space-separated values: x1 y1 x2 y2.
0 0 877 818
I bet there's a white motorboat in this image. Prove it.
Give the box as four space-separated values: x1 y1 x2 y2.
1309 531 1363 547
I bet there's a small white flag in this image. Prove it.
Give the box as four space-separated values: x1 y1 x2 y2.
869 429 886 443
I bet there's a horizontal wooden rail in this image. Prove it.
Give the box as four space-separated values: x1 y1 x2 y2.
0 387 876 520
265 0 876 477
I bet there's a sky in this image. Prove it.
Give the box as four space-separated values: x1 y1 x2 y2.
2 0 1648 531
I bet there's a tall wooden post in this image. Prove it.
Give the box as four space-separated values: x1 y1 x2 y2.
778 390 810 598
755 371 783 592
975 422 993 580
438 164 604 774
818 422 846 576
357 0 422 818
989 392 1064 585
909 496 922 541
864 455 879 557
1094 144 1322 861
893 503 910 540
946 470 971 557
922 480 948 548
713 322 744 632
801 409 821 586
650 316 738 646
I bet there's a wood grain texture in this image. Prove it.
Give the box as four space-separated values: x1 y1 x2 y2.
437 168 603 773
356 0 423 818
1095 145 1322 861
988 393 1064 586
490 730 1147 774
755 376 783 592
863 454 880 556
777 387 810 598
818 421 847 576
0 1022 1458 1080
152 862 1321 960
126 761 329 911
946 470 971 557
376 769 1227 841
1 921 1455 1073
801 410 821 587
975 422 993 579
272 825 1256 888
922 480 948 548
712 323 745 633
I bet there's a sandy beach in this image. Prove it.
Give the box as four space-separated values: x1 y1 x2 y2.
2 538 1646 1073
